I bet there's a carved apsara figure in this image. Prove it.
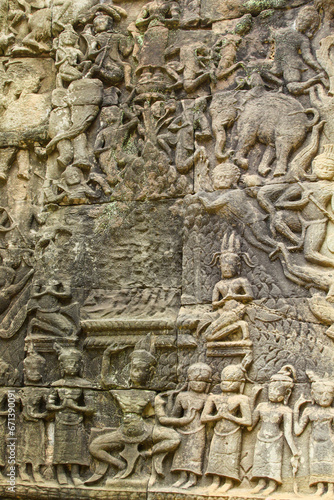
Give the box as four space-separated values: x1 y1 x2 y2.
27 280 80 339
202 232 253 345
87 335 157 484
264 6 325 95
54 25 86 88
251 365 299 496
18 351 48 484
169 362 212 489
47 344 93 486
294 371 334 497
201 359 252 493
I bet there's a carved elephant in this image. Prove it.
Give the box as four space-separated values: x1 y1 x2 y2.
234 92 319 177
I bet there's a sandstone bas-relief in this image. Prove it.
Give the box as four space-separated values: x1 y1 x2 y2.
1 1 334 499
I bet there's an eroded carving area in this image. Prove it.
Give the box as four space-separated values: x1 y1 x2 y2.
0 0 334 499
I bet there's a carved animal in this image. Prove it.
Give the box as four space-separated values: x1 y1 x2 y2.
234 92 319 177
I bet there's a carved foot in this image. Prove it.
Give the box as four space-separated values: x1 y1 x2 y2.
220 479 234 492
181 473 197 489
315 483 325 496
251 479 266 494
261 480 277 496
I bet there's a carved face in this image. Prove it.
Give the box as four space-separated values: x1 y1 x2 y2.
220 252 240 278
311 383 334 407
64 167 82 186
312 159 334 180
94 15 112 34
268 380 291 403
130 359 151 386
188 369 211 393
212 164 240 190
220 380 242 393
24 360 44 383
60 31 77 47
60 356 81 377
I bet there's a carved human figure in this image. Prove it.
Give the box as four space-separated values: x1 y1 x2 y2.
48 88 72 170
83 8 132 88
47 344 93 486
10 0 52 56
201 359 252 493
87 336 157 484
169 362 212 489
54 25 86 88
168 97 211 175
251 365 299 496
294 371 334 497
197 163 278 254
211 14 252 91
273 145 334 268
46 78 104 171
135 0 180 85
203 232 253 343
317 35 334 97
94 105 139 187
0 358 18 479
27 280 80 339
46 166 101 205
18 351 48 484
264 6 325 95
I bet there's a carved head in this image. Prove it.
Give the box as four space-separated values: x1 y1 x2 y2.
129 335 157 387
268 365 296 405
219 233 241 278
307 370 334 407
0 358 17 386
295 6 320 37
23 350 46 384
100 105 121 127
312 145 334 180
94 14 113 33
63 166 84 186
54 343 83 378
59 25 79 47
187 362 212 393
212 162 240 190
220 364 245 393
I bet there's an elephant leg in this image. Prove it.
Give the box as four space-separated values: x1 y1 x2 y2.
273 137 293 177
234 124 257 169
258 145 275 176
212 120 227 161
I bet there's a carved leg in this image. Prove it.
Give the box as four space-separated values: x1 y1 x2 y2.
57 139 73 169
258 145 275 177
251 478 267 493
324 483 334 497
220 478 234 492
273 137 292 177
261 479 278 496
32 465 45 484
212 121 227 161
56 465 68 485
71 464 83 486
18 464 30 482
173 470 188 488
181 472 197 489
304 223 334 267
234 127 257 170
208 475 220 492
315 482 325 496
